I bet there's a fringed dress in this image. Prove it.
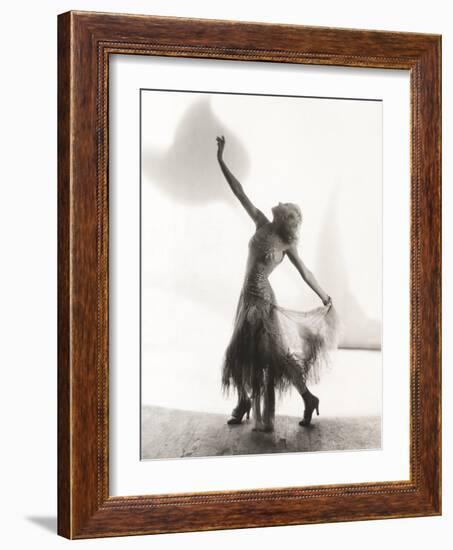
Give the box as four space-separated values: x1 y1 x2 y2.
221 220 340 398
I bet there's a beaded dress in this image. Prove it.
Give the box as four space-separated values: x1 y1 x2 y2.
221 219 339 398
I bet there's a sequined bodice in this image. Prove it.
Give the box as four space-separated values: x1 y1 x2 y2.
242 223 286 301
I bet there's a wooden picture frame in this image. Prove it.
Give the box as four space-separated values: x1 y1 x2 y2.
58 10 441 539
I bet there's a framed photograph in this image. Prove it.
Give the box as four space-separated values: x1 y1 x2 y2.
58 11 441 538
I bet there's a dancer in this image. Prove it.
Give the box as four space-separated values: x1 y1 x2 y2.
217 135 339 431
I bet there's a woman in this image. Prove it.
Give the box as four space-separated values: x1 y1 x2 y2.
217 135 339 432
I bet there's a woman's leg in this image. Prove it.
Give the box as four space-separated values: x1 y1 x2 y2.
283 358 308 397
262 368 275 431
283 358 319 426
227 386 251 425
252 392 263 430
238 386 249 403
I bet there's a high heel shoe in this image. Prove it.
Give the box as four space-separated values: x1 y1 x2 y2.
227 397 252 425
299 391 319 427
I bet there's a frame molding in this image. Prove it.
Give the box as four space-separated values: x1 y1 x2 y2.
58 11 441 538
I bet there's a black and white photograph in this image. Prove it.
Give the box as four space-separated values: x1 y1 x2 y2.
1 0 446 546
140 89 382 460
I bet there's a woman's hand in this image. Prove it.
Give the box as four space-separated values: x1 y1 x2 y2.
323 295 332 307
216 135 226 160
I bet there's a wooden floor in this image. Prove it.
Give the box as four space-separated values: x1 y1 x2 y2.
141 405 381 460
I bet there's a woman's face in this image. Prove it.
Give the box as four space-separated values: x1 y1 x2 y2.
272 202 302 232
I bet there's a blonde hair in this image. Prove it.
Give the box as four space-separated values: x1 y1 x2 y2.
272 203 302 244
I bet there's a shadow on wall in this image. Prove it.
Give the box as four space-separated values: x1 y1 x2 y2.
143 97 250 206
316 185 381 350
142 96 252 315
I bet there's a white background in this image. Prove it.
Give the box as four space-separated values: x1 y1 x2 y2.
0 0 450 548
141 88 382 351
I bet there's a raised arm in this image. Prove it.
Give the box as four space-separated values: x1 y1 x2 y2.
286 244 331 306
216 136 268 226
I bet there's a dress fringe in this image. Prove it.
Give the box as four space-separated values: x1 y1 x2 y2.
221 291 341 397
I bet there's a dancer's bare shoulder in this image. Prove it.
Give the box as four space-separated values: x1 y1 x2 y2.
285 241 299 254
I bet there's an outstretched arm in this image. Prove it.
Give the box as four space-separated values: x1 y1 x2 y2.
216 136 268 226
286 244 331 306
